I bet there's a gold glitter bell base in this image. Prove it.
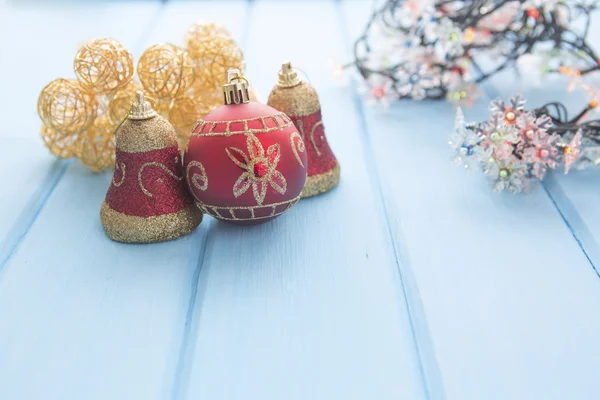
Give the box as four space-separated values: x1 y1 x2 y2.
100 202 202 243
301 163 341 198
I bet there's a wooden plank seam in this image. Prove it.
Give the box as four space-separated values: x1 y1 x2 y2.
542 174 600 279
336 2 445 399
0 159 71 275
482 83 600 277
169 2 254 399
0 0 167 278
168 223 215 400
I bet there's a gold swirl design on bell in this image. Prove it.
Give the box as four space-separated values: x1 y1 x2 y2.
138 162 183 197
309 120 323 156
289 131 306 167
112 162 126 187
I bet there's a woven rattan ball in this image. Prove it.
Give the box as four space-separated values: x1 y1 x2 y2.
107 80 142 124
154 97 173 119
169 95 202 148
190 35 244 89
138 43 195 99
74 38 134 94
38 78 97 134
185 21 230 56
40 125 80 159
76 116 116 172
248 85 260 102
186 81 222 112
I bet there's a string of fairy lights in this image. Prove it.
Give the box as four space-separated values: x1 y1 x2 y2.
344 0 600 107
339 0 600 193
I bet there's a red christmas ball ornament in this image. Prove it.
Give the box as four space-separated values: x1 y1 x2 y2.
184 69 307 224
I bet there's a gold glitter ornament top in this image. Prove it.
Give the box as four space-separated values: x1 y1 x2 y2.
107 80 142 125
276 61 302 88
74 38 134 94
129 91 158 120
268 62 320 116
116 92 177 153
138 43 195 99
223 69 250 105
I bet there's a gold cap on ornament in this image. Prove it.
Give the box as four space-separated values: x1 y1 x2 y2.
128 91 157 120
223 69 250 105
276 61 302 88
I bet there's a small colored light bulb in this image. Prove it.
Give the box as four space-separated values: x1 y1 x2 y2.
525 129 534 139
527 8 540 19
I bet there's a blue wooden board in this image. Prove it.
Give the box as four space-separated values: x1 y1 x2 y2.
1 1 600 399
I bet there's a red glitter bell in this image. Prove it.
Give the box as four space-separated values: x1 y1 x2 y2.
100 91 202 243
183 69 308 225
268 61 340 197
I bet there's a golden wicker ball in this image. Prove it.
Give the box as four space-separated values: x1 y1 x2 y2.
185 21 230 56
40 125 80 159
154 97 173 119
186 81 221 112
189 35 244 89
107 80 142 124
138 43 195 99
74 38 134 94
76 116 116 172
38 78 97 134
169 95 202 148
248 86 260 102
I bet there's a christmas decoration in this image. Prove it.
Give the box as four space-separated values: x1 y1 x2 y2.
450 95 600 193
342 0 600 106
185 21 231 57
38 22 247 171
268 61 340 197
107 80 142 125
184 69 307 224
76 116 115 172
187 34 244 91
101 91 202 243
74 38 134 94
38 78 97 158
138 44 195 99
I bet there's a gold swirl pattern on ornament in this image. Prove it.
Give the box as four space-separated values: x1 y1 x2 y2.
289 130 305 168
310 120 324 156
194 196 300 221
112 162 126 187
186 160 208 194
138 162 183 198
190 113 293 137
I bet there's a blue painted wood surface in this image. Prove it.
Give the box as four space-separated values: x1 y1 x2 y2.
1 1 600 399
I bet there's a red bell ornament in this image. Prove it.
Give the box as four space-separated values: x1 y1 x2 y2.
101 91 202 243
268 61 340 197
184 69 308 224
